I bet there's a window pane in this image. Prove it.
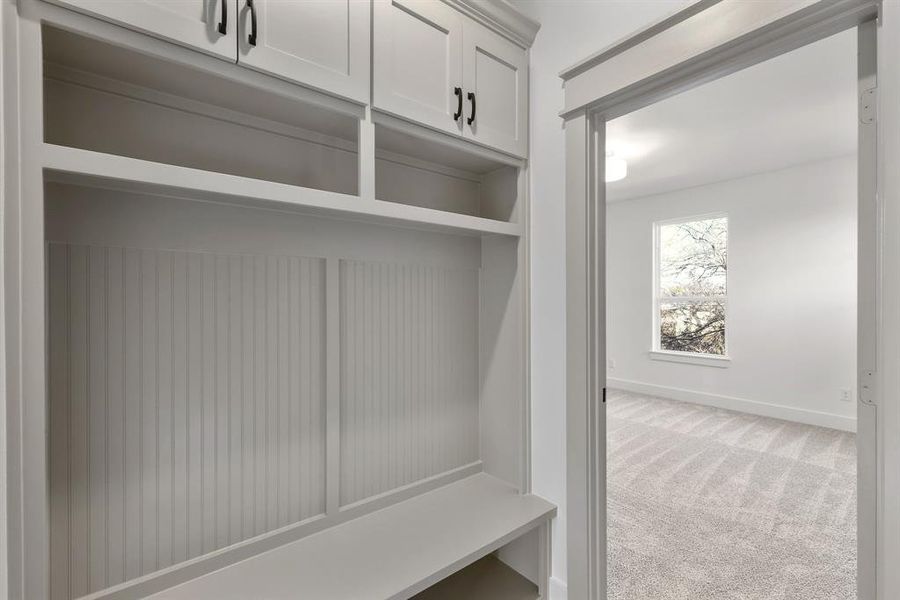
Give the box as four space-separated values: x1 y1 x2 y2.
659 217 727 297
660 301 726 355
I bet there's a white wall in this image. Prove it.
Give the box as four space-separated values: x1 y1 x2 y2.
510 1 692 597
607 156 858 431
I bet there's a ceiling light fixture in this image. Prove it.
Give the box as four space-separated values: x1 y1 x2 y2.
605 151 628 182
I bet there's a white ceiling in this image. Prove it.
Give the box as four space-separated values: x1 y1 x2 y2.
606 28 858 202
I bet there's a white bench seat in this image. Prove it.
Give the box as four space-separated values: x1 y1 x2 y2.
147 473 555 600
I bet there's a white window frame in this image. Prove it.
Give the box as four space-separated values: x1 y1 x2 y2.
651 213 730 365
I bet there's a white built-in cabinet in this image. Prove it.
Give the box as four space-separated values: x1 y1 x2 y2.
47 0 527 156
372 0 464 137
462 19 529 157
44 0 237 59
374 0 529 157
48 0 371 103
5 0 546 599
236 0 370 102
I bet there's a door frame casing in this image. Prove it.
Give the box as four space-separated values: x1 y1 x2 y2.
857 18 877 600
564 110 605 600
563 1 896 598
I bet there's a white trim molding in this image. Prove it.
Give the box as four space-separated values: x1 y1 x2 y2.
0 1 13 596
647 350 731 368
608 378 857 433
565 112 606 600
876 2 900 597
563 3 885 597
444 0 541 48
560 0 879 120
549 576 568 600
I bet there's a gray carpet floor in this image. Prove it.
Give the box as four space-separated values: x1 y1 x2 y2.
607 389 857 600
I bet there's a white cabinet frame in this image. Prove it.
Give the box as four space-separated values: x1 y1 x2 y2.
41 0 237 61
237 0 370 103
462 20 528 157
562 1 896 599
372 0 465 137
374 0 533 157
46 0 372 104
0 1 540 597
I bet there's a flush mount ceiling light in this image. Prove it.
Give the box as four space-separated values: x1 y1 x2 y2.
605 151 628 182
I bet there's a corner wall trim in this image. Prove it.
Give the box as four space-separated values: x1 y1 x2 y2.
549 576 568 600
608 378 857 433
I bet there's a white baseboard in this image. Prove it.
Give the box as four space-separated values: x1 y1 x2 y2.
549 576 567 600
608 378 857 432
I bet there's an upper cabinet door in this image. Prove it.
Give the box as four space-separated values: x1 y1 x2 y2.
462 22 528 157
373 0 464 136
46 0 237 60
236 0 370 103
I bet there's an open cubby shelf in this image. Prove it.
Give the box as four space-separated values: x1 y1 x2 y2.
42 25 524 230
412 554 541 600
373 120 522 223
43 143 523 238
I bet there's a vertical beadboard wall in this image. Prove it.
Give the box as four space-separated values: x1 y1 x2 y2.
45 186 487 599
339 260 480 506
48 244 327 599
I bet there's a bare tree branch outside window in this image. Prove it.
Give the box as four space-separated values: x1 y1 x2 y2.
656 217 727 355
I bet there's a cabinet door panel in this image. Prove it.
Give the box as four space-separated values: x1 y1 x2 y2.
46 0 237 61
463 22 528 157
373 0 463 136
237 0 370 103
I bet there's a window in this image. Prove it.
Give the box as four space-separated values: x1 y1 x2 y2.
654 216 728 357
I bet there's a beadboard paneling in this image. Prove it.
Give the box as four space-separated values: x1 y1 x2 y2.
48 244 326 600
339 260 480 506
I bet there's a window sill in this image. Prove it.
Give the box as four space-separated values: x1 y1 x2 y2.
648 350 731 368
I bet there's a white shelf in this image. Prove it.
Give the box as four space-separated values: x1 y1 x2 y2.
145 474 554 600
42 144 522 238
412 555 539 599
373 111 525 174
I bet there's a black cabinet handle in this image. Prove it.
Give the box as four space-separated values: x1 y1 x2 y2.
467 92 476 125
217 0 227 35
453 87 463 121
247 0 257 46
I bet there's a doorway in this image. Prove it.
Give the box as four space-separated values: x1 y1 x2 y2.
563 5 882 599
604 27 862 598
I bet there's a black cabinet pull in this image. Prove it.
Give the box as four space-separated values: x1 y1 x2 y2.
217 0 227 35
467 92 476 125
247 0 257 46
453 87 463 121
